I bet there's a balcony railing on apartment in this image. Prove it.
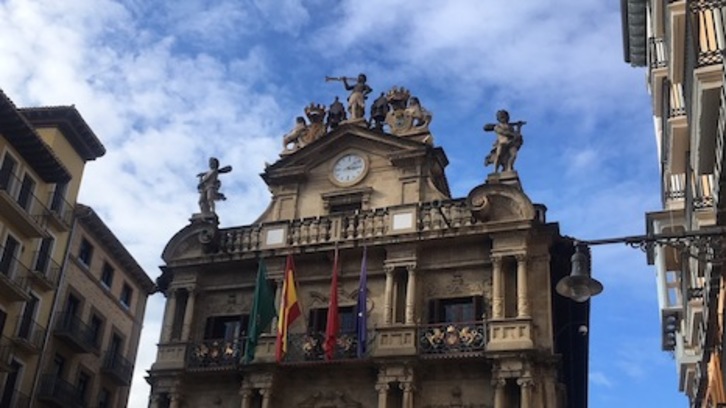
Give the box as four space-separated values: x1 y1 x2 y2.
186 338 243 370
53 312 97 353
12 315 45 353
37 375 86 408
0 170 49 233
0 247 30 302
283 332 363 362
218 199 478 254
46 189 73 228
690 0 725 68
29 250 61 290
101 351 134 386
418 321 487 355
664 172 714 208
649 37 668 69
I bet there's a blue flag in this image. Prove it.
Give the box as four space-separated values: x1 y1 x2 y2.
356 246 368 358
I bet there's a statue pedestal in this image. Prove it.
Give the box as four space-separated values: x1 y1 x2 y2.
487 171 521 190
341 117 368 127
190 212 219 225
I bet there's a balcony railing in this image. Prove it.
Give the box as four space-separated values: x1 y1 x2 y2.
690 0 725 68
0 248 30 301
101 351 133 386
649 37 668 69
0 170 49 236
186 338 243 370
418 321 487 355
53 312 97 353
29 250 61 290
46 189 73 229
218 199 477 254
12 315 45 353
282 332 364 362
37 374 86 408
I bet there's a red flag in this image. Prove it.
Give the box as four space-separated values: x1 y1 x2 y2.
275 255 302 362
324 247 340 361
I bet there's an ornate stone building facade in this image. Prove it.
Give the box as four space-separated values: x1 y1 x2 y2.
147 87 589 407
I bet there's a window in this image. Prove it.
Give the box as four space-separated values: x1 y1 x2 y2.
0 154 17 192
65 294 80 317
78 238 93 267
89 314 103 347
204 315 248 340
109 333 123 359
428 296 484 324
34 237 54 274
120 284 133 309
100 263 114 289
307 306 355 333
16 173 35 210
76 371 91 403
50 183 67 213
98 388 112 408
393 269 407 324
51 354 65 378
0 235 19 276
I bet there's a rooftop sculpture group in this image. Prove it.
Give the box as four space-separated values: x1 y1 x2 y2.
281 73 434 156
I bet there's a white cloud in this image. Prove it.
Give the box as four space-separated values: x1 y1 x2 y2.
590 371 614 388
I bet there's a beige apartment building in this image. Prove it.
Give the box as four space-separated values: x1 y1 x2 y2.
147 86 590 407
621 0 726 405
0 89 155 407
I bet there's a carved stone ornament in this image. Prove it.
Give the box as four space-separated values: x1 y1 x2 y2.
297 391 363 408
423 386 490 408
467 183 536 223
384 86 433 140
281 103 328 156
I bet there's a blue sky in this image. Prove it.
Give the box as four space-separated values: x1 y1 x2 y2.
0 0 686 406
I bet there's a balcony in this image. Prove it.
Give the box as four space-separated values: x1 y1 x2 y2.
186 338 243 371
281 332 364 363
418 321 486 357
486 319 534 351
12 315 45 354
217 199 479 255
690 0 724 69
0 171 48 238
650 37 669 117
53 313 97 353
36 375 86 408
28 250 61 291
0 259 30 302
45 190 73 230
101 351 133 386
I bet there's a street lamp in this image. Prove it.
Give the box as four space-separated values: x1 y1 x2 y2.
555 227 726 302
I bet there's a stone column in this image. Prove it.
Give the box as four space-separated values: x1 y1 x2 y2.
492 378 506 408
260 388 271 408
401 382 414 408
181 287 196 341
516 254 529 318
491 257 503 319
149 394 160 408
376 383 389 408
383 266 394 324
405 265 416 325
239 388 253 408
161 289 177 342
517 377 534 408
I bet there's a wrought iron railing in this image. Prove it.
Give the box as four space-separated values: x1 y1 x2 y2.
649 37 668 69
186 338 243 369
418 321 487 355
46 189 73 226
690 0 725 67
0 245 30 295
218 199 477 253
53 312 97 352
37 374 86 407
101 351 134 385
283 332 365 362
0 170 49 226
30 250 61 287
14 315 45 350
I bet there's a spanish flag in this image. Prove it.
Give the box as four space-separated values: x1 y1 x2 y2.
275 254 302 362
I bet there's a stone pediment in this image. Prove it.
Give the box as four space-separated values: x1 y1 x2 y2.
262 123 441 185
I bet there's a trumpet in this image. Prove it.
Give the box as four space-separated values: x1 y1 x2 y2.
325 76 357 82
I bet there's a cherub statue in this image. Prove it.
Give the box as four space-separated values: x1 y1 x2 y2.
484 110 526 173
197 157 232 216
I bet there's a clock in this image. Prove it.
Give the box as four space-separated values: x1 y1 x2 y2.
332 153 367 185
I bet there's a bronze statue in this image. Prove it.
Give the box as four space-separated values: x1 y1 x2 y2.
197 157 232 215
327 96 346 130
484 110 526 173
326 74 372 120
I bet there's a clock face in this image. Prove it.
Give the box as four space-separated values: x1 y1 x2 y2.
332 153 366 184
